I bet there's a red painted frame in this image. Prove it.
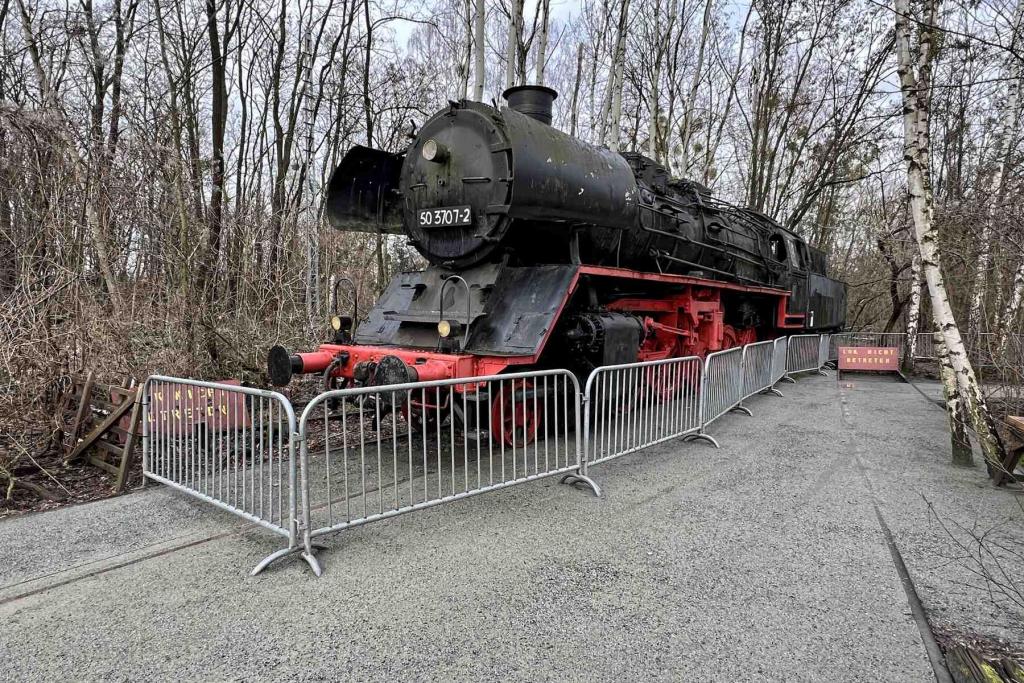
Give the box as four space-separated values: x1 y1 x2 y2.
292 265 798 384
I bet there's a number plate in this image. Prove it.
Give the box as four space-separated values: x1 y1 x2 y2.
417 205 472 228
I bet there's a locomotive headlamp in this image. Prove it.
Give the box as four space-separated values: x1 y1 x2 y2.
330 315 343 331
437 320 452 338
422 139 448 163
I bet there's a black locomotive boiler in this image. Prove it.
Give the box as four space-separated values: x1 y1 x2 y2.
270 85 846 406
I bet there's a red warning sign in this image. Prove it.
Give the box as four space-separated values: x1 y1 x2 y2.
147 380 250 433
837 346 899 374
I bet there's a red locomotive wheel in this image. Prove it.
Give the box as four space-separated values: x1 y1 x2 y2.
643 366 682 403
400 393 444 435
490 379 542 447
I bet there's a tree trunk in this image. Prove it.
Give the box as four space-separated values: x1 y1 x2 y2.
459 0 471 98
504 0 522 90
607 0 630 152
206 0 227 295
1001 262 1024 340
472 0 485 100
569 43 583 137
967 222 991 338
535 0 549 85
934 328 974 466
895 0 1006 468
677 0 712 174
968 0 1022 339
901 250 922 373
647 0 661 160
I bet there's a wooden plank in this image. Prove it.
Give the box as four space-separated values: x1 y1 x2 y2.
114 387 144 493
86 455 120 476
946 645 1004 683
109 386 135 400
66 396 135 463
1000 657 1024 682
64 371 95 456
994 416 1024 487
93 439 124 456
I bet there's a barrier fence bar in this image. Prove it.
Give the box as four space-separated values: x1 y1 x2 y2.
828 333 851 362
296 369 598 574
818 334 832 368
787 334 826 376
699 347 751 442
141 376 310 575
743 340 783 400
584 356 714 467
771 337 790 388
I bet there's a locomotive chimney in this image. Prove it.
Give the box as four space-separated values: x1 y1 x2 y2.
502 85 558 126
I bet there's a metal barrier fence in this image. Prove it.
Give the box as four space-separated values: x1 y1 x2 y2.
294 370 598 575
700 348 751 441
787 335 827 376
771 337 790 387
818 334 831 368
143 335 839 576
141 376 307 575
584 356 712 466
743 340 783 400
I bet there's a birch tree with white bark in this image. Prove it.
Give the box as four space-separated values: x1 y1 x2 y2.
895 0 1005 466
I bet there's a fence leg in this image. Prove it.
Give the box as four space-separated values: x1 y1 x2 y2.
560 471 602 496
249 533 324 576
763 386 784 397
683 432 720 449
250 538 307 576
730 404 753 417
780 374 796 384
560 395 602 496
251 434 324 577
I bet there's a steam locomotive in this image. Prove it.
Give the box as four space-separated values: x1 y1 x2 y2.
269 85 846 401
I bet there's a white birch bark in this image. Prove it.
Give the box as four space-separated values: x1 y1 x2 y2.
677 0 713 173
1001 263 1024 335
505 0 522 90
647 0 662 160
895 0 1005 465
473 0 485 101
934 327 974 465
535 0 550 85
968 0 1022 338
967 222 991 338
459 0 472 99
902 249 922 371
607 0 630 152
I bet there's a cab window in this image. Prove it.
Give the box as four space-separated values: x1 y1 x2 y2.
786 237 807 270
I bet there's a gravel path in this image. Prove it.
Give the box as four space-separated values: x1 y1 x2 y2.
4 372 1013 681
